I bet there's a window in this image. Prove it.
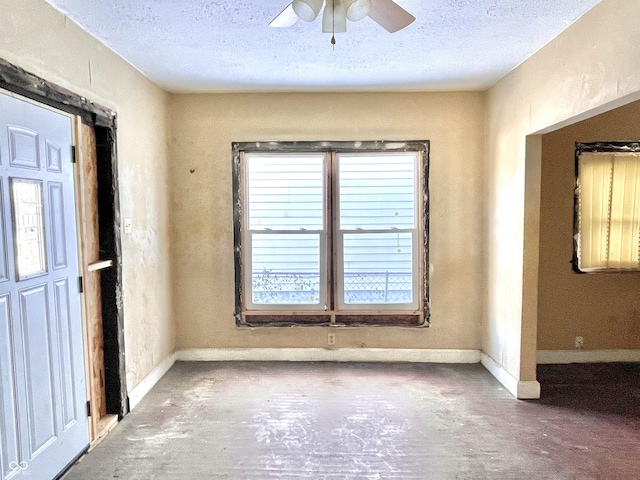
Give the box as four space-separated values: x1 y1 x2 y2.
10 178 47 280
233 141 429 326
574 142 640 272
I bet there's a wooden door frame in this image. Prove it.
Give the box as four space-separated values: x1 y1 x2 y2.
0 58 128 418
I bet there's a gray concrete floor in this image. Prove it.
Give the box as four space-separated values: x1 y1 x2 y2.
64 362 640 479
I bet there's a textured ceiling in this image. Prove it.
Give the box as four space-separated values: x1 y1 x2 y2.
44 0 602 92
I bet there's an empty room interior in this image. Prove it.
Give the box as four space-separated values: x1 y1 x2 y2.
1 0 639 478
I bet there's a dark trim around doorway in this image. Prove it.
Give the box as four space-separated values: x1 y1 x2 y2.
0 57 128 417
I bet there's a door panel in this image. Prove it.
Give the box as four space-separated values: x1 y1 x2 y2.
19 284 56 456
0 91 89 480
0 293 19 480
0 182 8 282
8 127 40 170
48 182 68 270
46 141 62 173
53 277 78 431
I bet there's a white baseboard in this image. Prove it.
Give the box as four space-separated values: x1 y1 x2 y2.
128 352 176 411
481 353 540 399
537 349 640 364
176 348 481 364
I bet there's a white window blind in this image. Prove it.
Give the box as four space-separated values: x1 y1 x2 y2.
578 152 640 271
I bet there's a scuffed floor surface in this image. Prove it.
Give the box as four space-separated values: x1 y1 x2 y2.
64 362 640 479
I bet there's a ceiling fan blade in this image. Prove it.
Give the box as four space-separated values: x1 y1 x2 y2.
368 0 415 33
269 3 300 28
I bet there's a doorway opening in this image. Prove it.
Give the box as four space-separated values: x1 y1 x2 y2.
0 58 128 431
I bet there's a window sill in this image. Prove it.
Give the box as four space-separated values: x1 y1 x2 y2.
237 311 427 327
574 267 640 274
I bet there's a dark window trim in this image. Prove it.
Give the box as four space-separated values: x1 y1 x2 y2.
232 140 430 327
573 141 640 273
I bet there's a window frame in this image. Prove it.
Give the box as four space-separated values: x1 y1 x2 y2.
573 141 640 273
334 151 421 312
242 152 329 311
232 141 430 327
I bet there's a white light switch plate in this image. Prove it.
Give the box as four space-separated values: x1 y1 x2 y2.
123 217 132 234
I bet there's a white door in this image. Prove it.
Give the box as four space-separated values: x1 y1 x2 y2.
0 92 89 480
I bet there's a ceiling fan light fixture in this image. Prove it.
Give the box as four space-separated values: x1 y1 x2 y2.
342 0 371 22
322 0 347 33
269 0 415 39
292 0 324 22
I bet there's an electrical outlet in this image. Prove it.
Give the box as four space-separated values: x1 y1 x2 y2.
575 336 584 349
327 332 336 347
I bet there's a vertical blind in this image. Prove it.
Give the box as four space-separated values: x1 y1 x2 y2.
578 152 640 271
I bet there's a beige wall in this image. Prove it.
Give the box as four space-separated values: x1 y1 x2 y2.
170 92 485 350
538 100 640 350
0 0 174 390
6 0 639 399
486 0 640 382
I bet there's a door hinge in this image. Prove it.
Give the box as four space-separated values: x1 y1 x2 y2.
86 400 91 417
71 145 77 163
78 276 84 293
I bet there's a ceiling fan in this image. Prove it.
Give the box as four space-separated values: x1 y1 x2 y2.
270 0 415 38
